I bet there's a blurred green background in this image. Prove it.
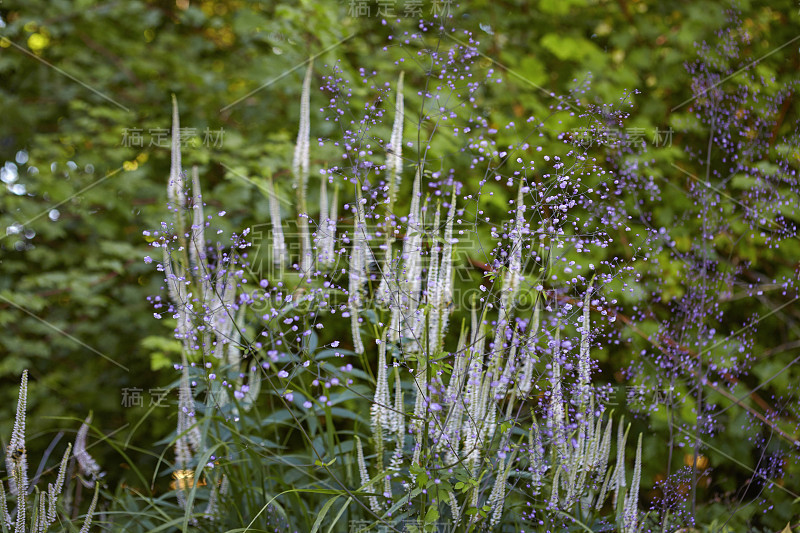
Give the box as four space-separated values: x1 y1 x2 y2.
1 0 799 529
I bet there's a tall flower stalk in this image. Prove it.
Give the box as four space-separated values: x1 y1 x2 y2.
294 61 313 276
145 43 653 532
2 371 98 533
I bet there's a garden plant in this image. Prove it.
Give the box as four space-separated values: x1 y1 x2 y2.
1 1 800 532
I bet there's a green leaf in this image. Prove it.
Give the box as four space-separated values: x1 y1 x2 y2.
424 505 439 524
540 33 600 62
310 496 340 533
149 351 173 371
325 497 352 533
539 0 587 15
731 174 757 189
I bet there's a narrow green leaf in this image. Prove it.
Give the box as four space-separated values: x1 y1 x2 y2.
310 495 340 533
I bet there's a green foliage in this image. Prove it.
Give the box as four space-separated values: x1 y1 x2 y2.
2 0 800 530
